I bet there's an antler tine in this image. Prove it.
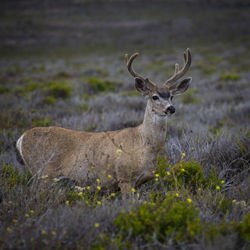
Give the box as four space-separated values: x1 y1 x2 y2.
164 48 191 88
184 52 187 63
125 52 145 80
175 63 179 74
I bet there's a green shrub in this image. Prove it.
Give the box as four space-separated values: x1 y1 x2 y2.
0 109 29 129
207 169 222 190
77 103 91 113
24 83 40 92
235 138 247 155
236 213 250 241
219 199 233 214
66 190 93 206
87 77 120 93
157 157 206 190
115 194 202 243
0 164 32 187
181 89 198 104
45 81 71 98
204 222 229 242
0 86 10 94
64 185 104 207
32 117 51 127
219 72 240 81
205 214 250 243
44 96 57 105
18 82 40 97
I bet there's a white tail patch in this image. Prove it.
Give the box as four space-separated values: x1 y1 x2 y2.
16 134 25 161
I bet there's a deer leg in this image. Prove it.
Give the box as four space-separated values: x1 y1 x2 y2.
119 182 132 199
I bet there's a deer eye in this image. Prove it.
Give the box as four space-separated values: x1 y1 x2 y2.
152 95 159 100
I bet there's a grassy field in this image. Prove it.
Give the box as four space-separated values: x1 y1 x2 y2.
0 1 250 249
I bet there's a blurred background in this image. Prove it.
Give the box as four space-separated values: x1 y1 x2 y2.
1 0 250 55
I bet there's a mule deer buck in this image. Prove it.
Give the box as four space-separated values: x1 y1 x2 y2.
16 49 192 193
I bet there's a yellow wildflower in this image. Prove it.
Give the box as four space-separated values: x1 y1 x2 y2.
175 193 179 197
97 201 102 205
108 174 112 179
155 178 159 182
94 223 100 228
78 192 83 196
111 193 116 197
91 166 95 169
182 152 186 157
53 178 59 182
6 227 11 232
87 186 90 190
13 219 18 223
191 147 195 151
137 193 140 198
66 200 69 206
216 186 220 190
187 198 192 203
155 173 159 177
221 180 225 184
52 231 56 236
25 213 29 218
96 178 100 183
116 149 122 153
167 171 171 176
181 168 185 172
131 188 136 193
30 210 34 215
41 230 46 235
97 186 101 190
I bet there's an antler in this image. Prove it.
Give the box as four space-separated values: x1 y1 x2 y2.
164 48 191 89
125 52 146 80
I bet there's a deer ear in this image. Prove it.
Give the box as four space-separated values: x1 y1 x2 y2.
135 77 154 96
171 77 192 96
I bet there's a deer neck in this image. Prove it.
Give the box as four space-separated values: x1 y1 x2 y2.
140 101 168 150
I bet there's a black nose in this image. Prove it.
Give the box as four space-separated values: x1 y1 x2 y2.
165 106 175 114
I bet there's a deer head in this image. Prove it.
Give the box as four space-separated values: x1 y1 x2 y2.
125 49 192 117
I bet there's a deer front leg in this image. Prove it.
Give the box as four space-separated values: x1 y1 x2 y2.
118 182 132 199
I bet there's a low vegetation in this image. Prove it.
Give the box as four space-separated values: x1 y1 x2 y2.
87 77 122 94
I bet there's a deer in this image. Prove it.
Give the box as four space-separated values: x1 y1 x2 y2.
16 49 192 194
